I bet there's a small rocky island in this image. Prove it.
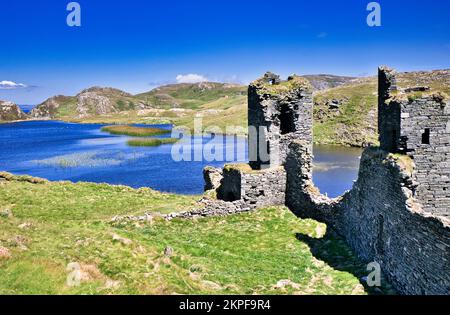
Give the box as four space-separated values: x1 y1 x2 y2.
0 101 27 122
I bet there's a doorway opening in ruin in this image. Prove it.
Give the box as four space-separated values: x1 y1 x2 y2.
280 106 296 135
422 128 430 145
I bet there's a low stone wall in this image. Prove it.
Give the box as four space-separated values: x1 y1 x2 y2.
165 198 253 220
215 164 286 208
285 141 450 295
193 164 287 219
240 167 287 208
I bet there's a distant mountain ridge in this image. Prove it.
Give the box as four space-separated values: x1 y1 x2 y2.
4 70 448 147
29 82 247 119
302 74 356 90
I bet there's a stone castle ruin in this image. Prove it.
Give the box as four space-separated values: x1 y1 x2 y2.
197 68 450 295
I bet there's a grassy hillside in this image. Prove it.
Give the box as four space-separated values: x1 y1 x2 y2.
313 79 378 147
30 87 144 119
31 82 248 134
135 82 246 109
0 173 395 295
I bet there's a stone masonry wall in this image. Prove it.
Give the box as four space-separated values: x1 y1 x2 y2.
399 96 450 218
240 167 286 208
378 66 450 218
216 164 286 209
378 66 400 152
285 141 450 295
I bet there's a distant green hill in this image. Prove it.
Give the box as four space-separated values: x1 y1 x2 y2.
30 87 144 119
135 82 246 109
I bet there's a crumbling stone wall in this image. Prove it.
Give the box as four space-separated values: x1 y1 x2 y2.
378 66 401 153
398 96 450 218
378 66 450 218
214 164 286 208
240 166 286 207
285 141 450 295
203 166 223 191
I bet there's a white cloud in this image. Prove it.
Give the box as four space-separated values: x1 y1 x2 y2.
0 80 27 89
176 74 208 84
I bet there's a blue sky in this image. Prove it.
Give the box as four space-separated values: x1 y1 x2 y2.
0 0 449 104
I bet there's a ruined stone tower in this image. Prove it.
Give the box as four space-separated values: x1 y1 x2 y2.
203 72 312 208
248 72 313 169
378 66 450 218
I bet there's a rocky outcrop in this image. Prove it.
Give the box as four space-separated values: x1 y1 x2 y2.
0 101 27 121
76 90 115 117
30 87 146 119
30 95 73 118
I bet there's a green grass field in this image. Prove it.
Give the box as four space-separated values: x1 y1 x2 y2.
0 173 395 295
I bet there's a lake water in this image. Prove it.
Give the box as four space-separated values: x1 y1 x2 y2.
0 121 362 196
19 105 36 114
312 145 362 197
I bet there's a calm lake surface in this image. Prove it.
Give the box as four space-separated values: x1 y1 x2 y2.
0 121 362 196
